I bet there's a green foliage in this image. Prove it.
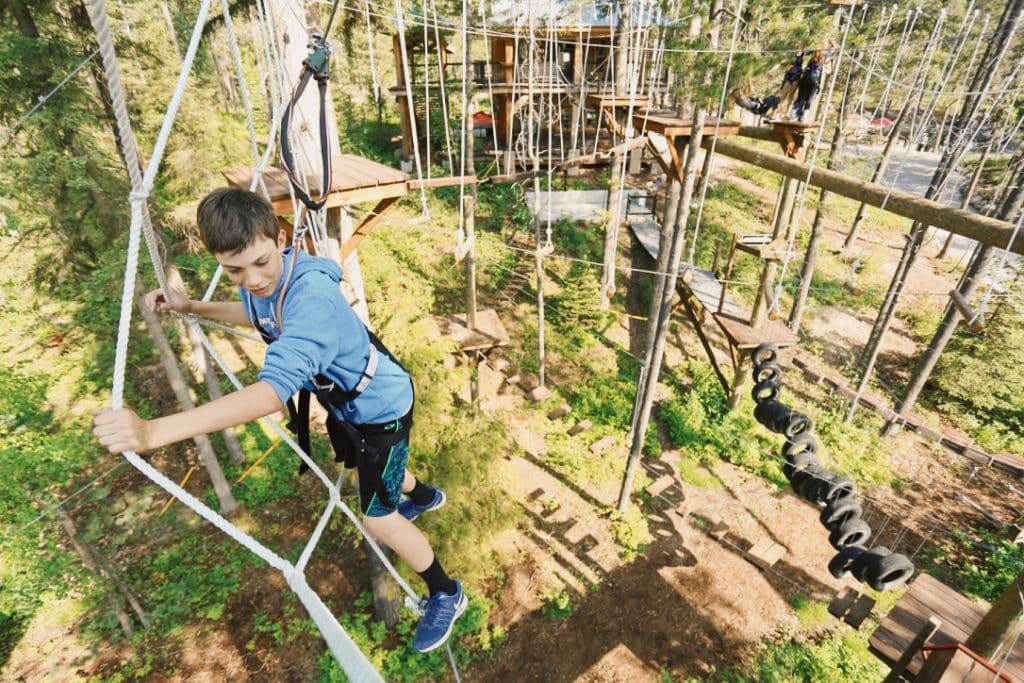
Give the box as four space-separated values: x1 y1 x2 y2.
788 595 832 628
540 589 573 619
0 365 99 662
930 288 1024 455
658 362 785 486
928 529 1024 603
609 504 652 561
318 590 503 682
550 262 609 329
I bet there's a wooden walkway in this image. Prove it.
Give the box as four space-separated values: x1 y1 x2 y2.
870 573 1024 680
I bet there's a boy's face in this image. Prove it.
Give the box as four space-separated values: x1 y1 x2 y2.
216 231 287 298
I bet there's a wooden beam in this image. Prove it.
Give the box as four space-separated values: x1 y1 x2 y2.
706 137 1024 256
339 195 401 260
408 175 478 190
269 183 407 217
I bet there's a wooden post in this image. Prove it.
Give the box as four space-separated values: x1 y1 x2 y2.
751 176 796 326
706 137 1024 256
964 569 1024 667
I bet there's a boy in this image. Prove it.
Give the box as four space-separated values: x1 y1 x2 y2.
92 188 466 653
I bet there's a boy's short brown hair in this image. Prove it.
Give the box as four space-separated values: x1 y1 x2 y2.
196 188 280 255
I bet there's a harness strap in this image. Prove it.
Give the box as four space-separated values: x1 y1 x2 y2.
280 35 333 215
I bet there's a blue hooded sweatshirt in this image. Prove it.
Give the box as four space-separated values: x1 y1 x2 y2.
241 248 414 425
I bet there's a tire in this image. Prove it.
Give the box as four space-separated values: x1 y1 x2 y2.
850 546 891 583
782 433 818 460
798 469 836 506
783 411 813 438
862 553 915 591
820 495 862 530
754 400 788 432
752 343 780 366
827 545 866 579
822 475 855 504
828 517 872 549
790 463 825 493
752 362 781 383
847 544 888 581
782 451 818 482
751 380 781 403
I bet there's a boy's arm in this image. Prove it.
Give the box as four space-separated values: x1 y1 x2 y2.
186 299 250 327
93 381 282 454
145 287 251 327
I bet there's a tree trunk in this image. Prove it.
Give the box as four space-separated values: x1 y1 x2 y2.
890 157 1024 421
848 0 1023 421
135 281 239 515
166 267 247 466
599 2 632 309
709 138 1024 256
56 508 150 638
842 86 918 251
619 111 706 512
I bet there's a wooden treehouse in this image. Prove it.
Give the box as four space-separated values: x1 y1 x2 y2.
390 1 671 173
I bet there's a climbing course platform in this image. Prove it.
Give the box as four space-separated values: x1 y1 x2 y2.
632 113 739 182
765 120 820 159
870 573 1024 680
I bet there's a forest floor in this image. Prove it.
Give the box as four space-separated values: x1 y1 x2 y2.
6 153 1023 683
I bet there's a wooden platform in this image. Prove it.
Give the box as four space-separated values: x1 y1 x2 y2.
222 154 409 215
433 309 510 352
711 311 799 349
869 573 1024 680
585 94 652 109
744 538 786 570
633 113 740 138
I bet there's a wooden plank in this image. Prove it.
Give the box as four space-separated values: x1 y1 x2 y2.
222 153 408 202
712 312 799 349
844 593 877 629
433 309 510 351
744 538 786 570
408 175 478 190
633 114 740 138
829 587 859 618
684 267 746 317
868 572 1019 677
645 474 675 497
585 94 652 109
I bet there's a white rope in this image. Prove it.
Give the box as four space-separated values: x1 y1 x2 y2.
771 2 858 316
687 0 745 267
394 0 430 216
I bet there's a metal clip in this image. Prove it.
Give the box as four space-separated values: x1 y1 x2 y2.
303 32 333 80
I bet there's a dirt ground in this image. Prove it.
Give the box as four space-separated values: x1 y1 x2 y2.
7 154 1023 683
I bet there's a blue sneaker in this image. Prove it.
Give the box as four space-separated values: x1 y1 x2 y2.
397 488 446 522
412 580 467 653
